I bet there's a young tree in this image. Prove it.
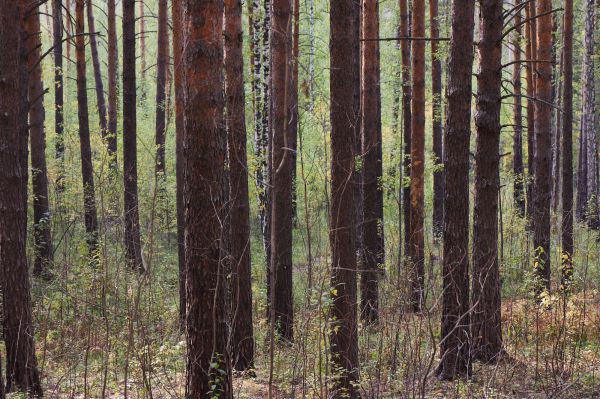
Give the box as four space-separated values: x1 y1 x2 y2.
430 0 444 236
532 0 553 290
471 0 503 363
0 0 43 394
87 0 107 137
437 0 475 380
25 1 53 276
361 0 383 325
155 0 168 175
270 0 294 341
123 0 144 271
183 0 232 395
330 0 360 394
53 0 66 190
512 0 526 217
224 0 255 371
107 0 118 164
561 0 574 286
409 0 426 312
76 0 99 256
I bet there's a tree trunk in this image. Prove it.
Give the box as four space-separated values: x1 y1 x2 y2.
224 0 255 371
513 0 526 217
87 0 107 136
409 0 426 312
123 0 144 271
437 0 475 380
25 1 53 277
76 0 99 257
53 0 66 190
561 0 574 287
66 0 72 62
183 0 232 395
532 0 553 291
329 0 360 395
107 0 118 165
430 0 444 236
172 0 186 328
551 17 563 213
0 353 4 399
139 0 146 80
525 0 537 220
360 0 383 325
1 1 43 395
471 0 503 363
155 0 168 175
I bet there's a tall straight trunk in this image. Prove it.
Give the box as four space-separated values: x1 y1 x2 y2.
354 0 363 277
551 18 563 213
224 0 255 371
360 0 383 325
183 0 232 395
155 0 168 175
472 0 503 363
87 0 107 136
329 0 360 395
430 0 444 236
576 119 588 222
26 2 53 276
269 0 294 341
123 0 144 271
172 0 186 327
437 0 475 380
66 0 72 62
561 0 574 287
0 2 43 394
580 0 599 228
409 0 426 312
291 0 299 220
107 0 118 164
532 0 553 291
0 356 3 399
76 0 99 256
513 0 526 217
399 0 412 266
139 0 146 80
53 0 66 190
525 0 536 220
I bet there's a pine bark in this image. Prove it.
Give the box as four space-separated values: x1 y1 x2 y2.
361 0 383 325
155 0 168 175
472 0 503 363
183 0 232 395
76 0 99 256
107 0 118 164
25 2 54 276
525 1 537 220
0 0 43 394
139 0 146 80
512 0 526 217
53 0 66 189
330 0 360 394
409 0 426 312
532 0 553 290
437 0 475 380
224 0 255 371
430 0 444 236
269 0 294 341
561 0 574 286
87 0 107 136
123 0 144 271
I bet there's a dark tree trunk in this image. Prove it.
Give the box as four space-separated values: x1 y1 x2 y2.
471 0 503 363
0 353 3 399
123 0 144 271
329 0 360 395
25 2 53 277
172 0 186 329
360 0 383 325
409 0 426 312
290 0 299 221
183 0 232 395
87 0 107 137
139 0 146 80
430 0 444 236
0 1 43 395
53 0 66 190
66 0 72 62
155 0 168 175
76 0 99 256
512 0 526 217
532 0 553 291
224 0 255 371
437 0 475 380
107 0 118 164
399 0 412 269
525 1 537 221
269 0 294 341
551 17 563 213
561 0 574 287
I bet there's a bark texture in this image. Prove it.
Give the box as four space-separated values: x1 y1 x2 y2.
155 0 168 175
107 0 118 164
53 0 66 189
87 0 107 137
525 1 536 220
512 0 526 217
430 0 444 236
